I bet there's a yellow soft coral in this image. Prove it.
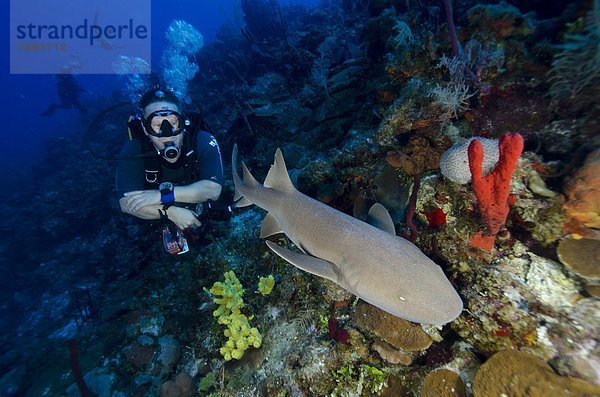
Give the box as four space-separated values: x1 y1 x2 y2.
257 275 275 296
207 271 262 361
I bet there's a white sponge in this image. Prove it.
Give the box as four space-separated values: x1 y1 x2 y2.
440 137 499 184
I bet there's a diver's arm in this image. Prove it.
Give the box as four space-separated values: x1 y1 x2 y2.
174 180 222 204
120 179 221 212
118 198 201 229
119 199 162 219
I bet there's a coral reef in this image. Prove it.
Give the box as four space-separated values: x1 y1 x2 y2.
473 350 600 396
421 369 466 397
353 301 433 362
5 0 600 395
159 372 194 397
557 238 600 280
563 149 600 230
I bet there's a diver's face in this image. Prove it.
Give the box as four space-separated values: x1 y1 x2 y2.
144 101 184 162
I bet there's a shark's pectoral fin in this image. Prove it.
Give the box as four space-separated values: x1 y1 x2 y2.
265 241 339 283
367 203 396 235
260 213 283 238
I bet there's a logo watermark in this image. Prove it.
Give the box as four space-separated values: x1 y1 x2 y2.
10 0 151 74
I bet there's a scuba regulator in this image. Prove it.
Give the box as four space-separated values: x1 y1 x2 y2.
157 118 181 160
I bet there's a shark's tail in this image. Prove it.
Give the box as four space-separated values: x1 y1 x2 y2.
232 144 296 208
232 144 257 207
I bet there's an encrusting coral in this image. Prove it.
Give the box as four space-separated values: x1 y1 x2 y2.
563 149 600 230
557 237 600 280
421 369 466 397
207 271 262 361
473 350 600 396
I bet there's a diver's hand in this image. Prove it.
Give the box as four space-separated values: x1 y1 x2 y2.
166 207 202 230
122 190 161 213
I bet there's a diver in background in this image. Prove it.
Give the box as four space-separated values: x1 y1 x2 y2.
41 73 87 117
116 88 226 254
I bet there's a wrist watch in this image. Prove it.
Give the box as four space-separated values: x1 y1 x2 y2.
159 182 175 204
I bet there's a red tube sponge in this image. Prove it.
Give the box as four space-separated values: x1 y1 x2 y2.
468 133 524 236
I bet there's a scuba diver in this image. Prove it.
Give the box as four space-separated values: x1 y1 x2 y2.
116 87 226 254
41 73 88 117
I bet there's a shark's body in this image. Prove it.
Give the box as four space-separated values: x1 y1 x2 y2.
233 146 463 325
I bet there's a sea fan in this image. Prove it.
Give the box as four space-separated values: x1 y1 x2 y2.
437 39 505 86
311 36 337 99
390 20 415 50
548 0 600 109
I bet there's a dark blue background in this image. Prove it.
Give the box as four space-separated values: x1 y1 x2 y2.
2 0 318 178
2 1 320 176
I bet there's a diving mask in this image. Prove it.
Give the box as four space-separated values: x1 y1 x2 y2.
143 109 187 137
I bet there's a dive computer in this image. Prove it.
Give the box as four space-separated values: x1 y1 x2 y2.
159 182 175 204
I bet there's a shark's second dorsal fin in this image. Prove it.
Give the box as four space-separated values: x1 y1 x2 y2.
266 241 339 283
367 203 396 236
260 213 283 238
264 148 295 193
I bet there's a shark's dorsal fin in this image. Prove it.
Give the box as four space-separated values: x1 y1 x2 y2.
260 213 283 238
264 148 295 193
367 203 396 236
266 241 339 283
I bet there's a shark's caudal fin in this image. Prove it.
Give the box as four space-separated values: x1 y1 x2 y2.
233 145 296 208
232 144 256 207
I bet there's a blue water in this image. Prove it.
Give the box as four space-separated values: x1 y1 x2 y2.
3 0 318 173
3 1 234 174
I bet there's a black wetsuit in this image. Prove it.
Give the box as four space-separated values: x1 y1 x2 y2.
115 118 224 204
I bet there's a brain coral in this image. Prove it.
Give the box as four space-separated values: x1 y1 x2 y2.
440 137 499 184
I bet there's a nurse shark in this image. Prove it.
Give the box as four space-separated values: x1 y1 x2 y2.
232 145 463 325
